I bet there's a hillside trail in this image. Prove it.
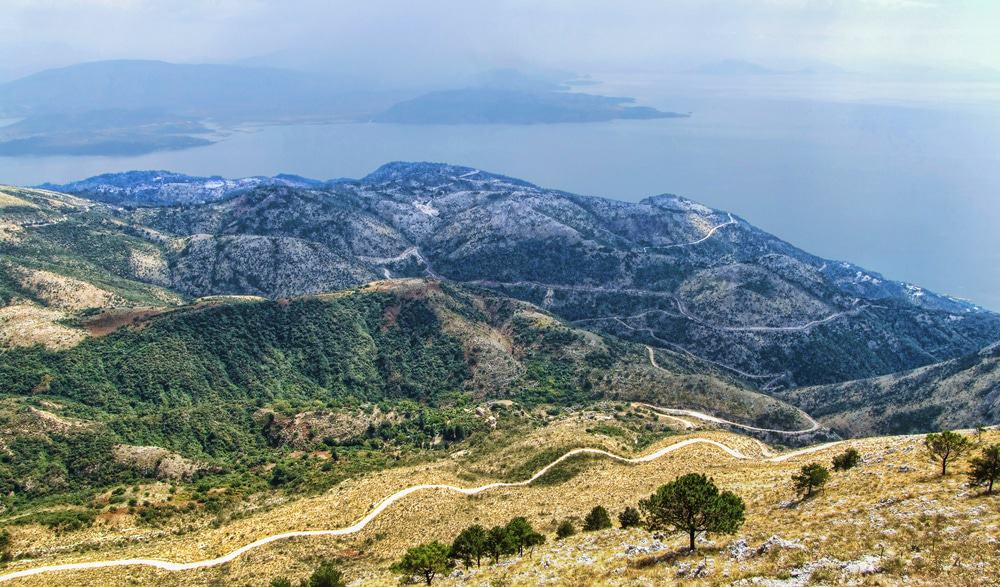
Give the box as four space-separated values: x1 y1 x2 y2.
0 418 840 583
638 346 821 435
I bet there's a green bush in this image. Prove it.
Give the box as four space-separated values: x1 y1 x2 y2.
0 528 11 563
618 506 641 529
556 519 575 539
583 505 612 531
832 448 861 471
13 509 96 532
305 560 345 587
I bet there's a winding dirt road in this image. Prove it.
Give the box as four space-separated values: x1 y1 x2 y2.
656 213 736 248
634 401 820 436
0 429 839 583
638 347 820 435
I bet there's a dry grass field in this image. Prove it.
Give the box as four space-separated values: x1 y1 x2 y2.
1 410 998 586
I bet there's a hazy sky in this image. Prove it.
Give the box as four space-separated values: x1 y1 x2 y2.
2 0 999 81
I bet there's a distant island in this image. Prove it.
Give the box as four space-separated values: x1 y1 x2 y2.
372 88 685 125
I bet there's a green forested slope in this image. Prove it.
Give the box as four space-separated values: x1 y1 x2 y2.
0 280 806 503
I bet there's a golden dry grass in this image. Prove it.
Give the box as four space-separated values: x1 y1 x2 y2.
2 417 998 586
0 192 38 210
7 265 120 311
0 302 86 349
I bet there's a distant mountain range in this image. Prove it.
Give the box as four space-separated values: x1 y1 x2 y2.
23 162 1000 396
782 342 1000 437
0 60 353 119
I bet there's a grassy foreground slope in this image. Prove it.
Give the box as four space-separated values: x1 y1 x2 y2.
1 414 996 586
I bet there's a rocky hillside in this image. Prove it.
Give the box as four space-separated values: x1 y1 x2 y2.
782 342 1000 437
49 162 1000 389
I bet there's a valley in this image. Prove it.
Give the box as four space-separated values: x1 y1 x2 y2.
2 163 999 585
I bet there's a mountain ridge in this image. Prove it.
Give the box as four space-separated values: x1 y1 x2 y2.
23 162 999 390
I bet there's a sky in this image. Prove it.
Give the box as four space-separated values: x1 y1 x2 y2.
1 0 1000 82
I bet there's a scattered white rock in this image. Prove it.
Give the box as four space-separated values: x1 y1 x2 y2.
755 535 805 555
842 555 882 575
728 538 753 561
676 558 714 578
619 539 668 558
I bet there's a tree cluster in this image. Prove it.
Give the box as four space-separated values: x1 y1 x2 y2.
397 516 546 584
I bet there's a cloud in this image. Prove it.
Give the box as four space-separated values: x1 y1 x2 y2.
0 0 996 80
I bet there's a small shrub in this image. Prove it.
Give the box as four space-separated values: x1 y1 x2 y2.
305 560 345 587
618 506 642 528
14 509 96 532
0 529 11 563
556 519 575 539
832 448 861 471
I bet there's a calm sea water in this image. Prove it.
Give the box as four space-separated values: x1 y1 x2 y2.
3 75 999 309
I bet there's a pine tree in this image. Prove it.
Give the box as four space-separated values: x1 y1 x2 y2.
504 517 543 556
450 525 488 568
640 473 745 551
968 444 1000 495
485 525 516 563
393 542 453 585
925 431 972 476
793 463 830 498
